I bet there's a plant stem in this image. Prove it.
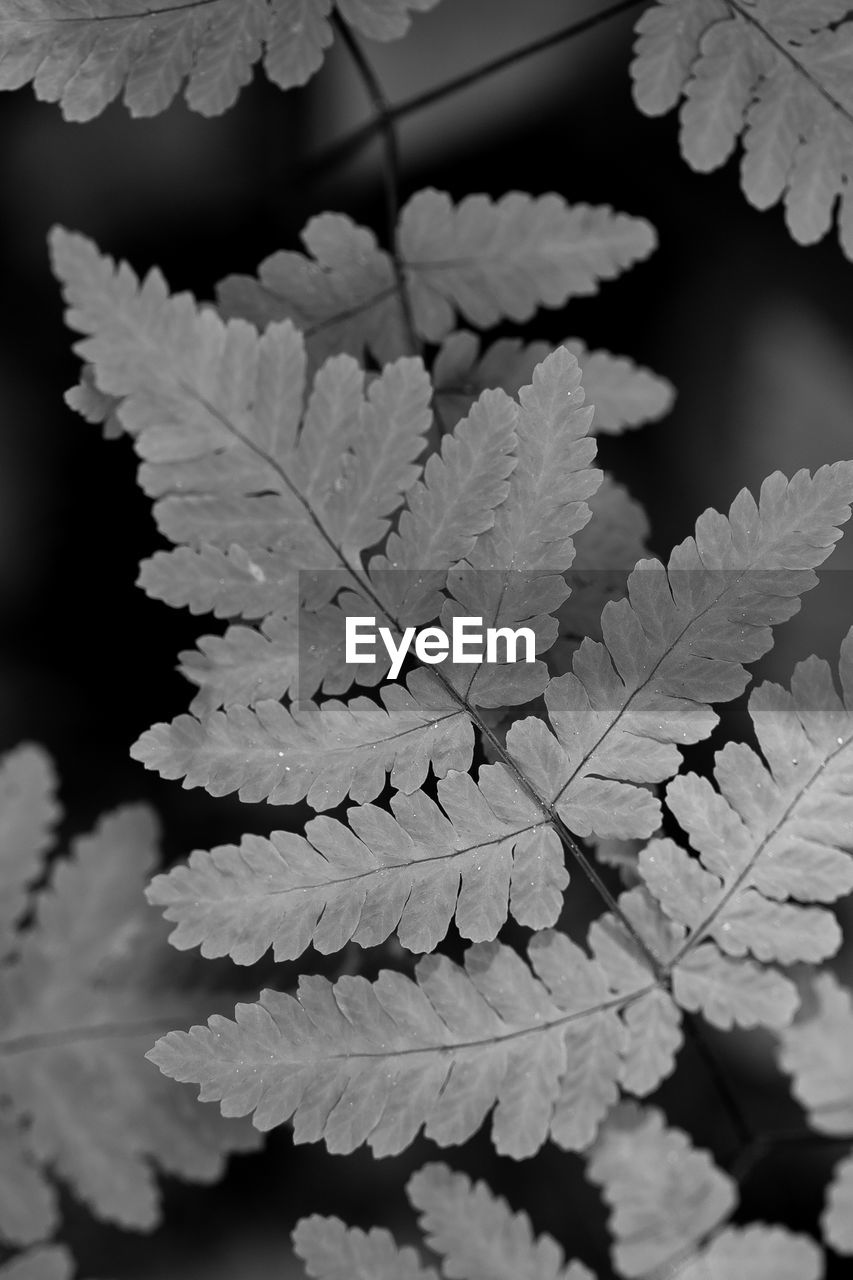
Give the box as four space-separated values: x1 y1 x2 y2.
311 0 756 1145
303 0 645 181
732 1128 852 1186
334 15 421 357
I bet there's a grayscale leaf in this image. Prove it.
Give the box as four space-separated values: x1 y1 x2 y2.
0 1 439 121
407 1162 595 1280
293 1216 438 1280
506 465 853 840
632 0 853 259
148 927 661 1158
587 1104 736 1278
641 629 853 966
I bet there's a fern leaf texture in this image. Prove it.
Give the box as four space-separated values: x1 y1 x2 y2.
632 0 853 257
0 0 439 120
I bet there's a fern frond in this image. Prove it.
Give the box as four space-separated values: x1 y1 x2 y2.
147 922 666 1158
631 0 853 258
505 464 853 840
0 746 60 958
433 332 675 437
406 1162 594 1280
0 1250 74 1280
147 883 780 1154
294 1161 596 1280
824 1153 853 1256
640 627 853 967
137 669 472 810
0 0 438 121
220 192 656 366
397 191 656 338
146 768 569 957
592 882 795 1038
374 384 522 614
51 227 433 604
293 1216 438 1280
56 230 596 818
0 795 260 1234
422 346 600 709
58 233 853 978
145 478 853 964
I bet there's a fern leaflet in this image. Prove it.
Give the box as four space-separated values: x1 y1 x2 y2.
294 1161 595 1280
218 192 658 368
406 1162 594 1280
631 0 853 258
147 767 571 957
146 670 473 809
0 0 439 121
294 1217 438 1280
506 463 853 840
640 627 853 967
433 332 675 437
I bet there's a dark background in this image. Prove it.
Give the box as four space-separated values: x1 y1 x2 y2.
0 2 851 1276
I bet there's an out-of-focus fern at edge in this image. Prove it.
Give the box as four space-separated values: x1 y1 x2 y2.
587 1105 824 1280
0 0 440 121
779 973 853 1260
631 0 853 259
288 1115 824 1280
0 744 260 1262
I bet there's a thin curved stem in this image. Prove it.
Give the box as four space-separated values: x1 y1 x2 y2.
334 15 421 357
301 0 645 182
726 0 853 131
732 1128 852 1186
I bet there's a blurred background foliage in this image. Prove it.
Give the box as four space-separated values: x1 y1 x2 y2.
0 2 851 1276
